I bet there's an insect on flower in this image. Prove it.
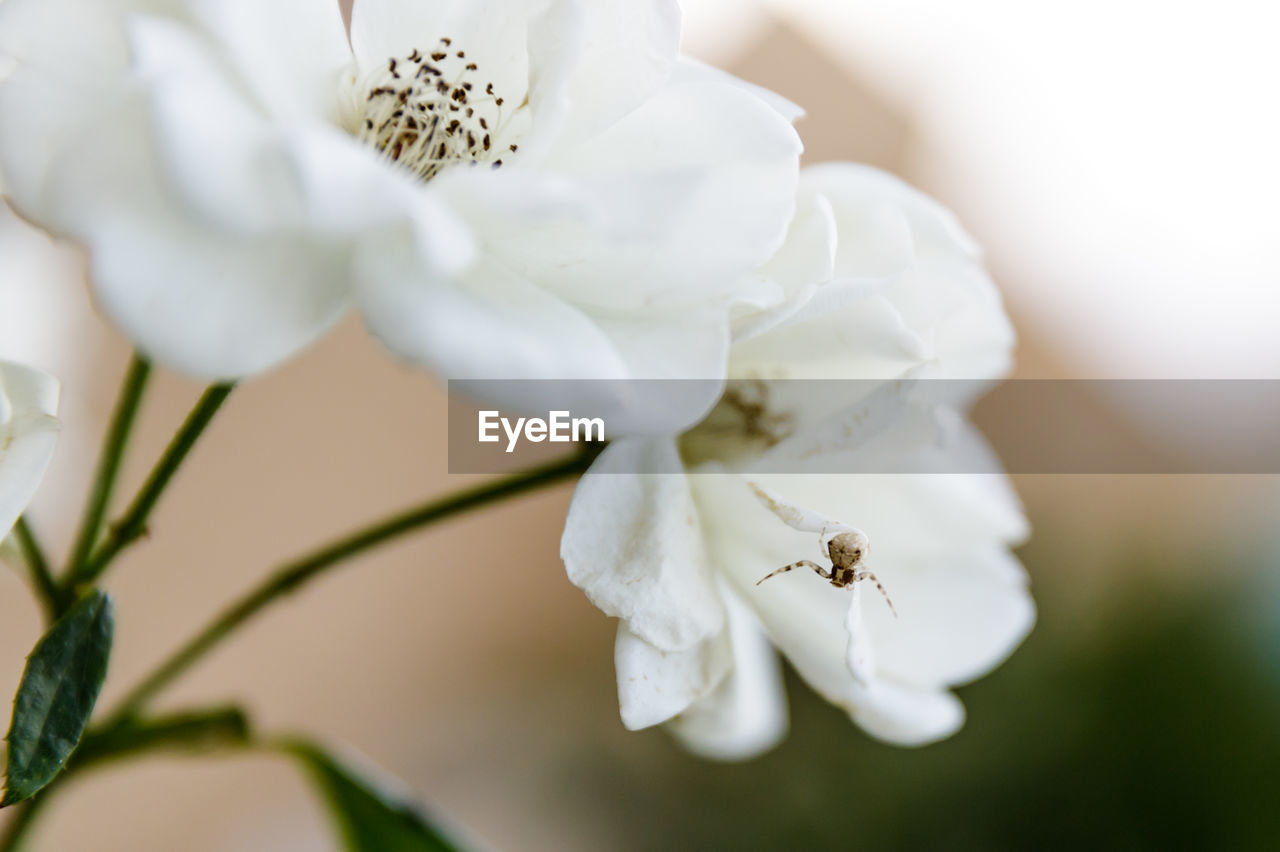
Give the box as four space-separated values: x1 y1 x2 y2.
749 482 898 617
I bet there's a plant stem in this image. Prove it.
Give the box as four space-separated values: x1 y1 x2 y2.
100 451 597 728
78 383 234 584
63 354 151 592
0 707 251 851
76 706 251 769
0 793 49 852
12 517 64 622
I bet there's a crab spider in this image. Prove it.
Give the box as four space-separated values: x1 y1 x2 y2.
748 482 898 617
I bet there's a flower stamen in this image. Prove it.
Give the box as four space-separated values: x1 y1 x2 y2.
354 37 523 182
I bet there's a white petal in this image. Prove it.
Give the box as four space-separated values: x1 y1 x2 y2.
358 240 627 380
764 190 840 285
357 224 727 433
847 680 965 747
793 163 1015 380
770 472 1029 556
746 479 856 538
516 0 587 163
0 361 59 540
827 190 917 281
728 290 929 382
0 0 158 70
670 56 805 123
858 547 1035 688
290 125 477 251
537 0 682 148
844 581 876 685
727 162 1015 385
561 439 724 651
132 17 471 250
180 0 351 122
45 96 351 380
522 80 801 310
731 190 839 342
742 377 935 475
350 0 536 101
666 583 789 761
0 65 125 224
128 15 310 233
916 264 1016 381
615 620 731 731
433 158 757 308
801 163 982 264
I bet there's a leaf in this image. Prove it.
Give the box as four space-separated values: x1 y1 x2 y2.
2 590 114 807
284 740 464 851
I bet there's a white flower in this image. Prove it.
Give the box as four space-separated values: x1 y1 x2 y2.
0 0 801 428
0 360 59 541
561 164 1033 757
730 162 1015 383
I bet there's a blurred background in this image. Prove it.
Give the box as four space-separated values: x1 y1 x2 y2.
2 0 1279 848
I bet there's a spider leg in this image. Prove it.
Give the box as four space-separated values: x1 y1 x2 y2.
854 570 898 618
757 559 831 585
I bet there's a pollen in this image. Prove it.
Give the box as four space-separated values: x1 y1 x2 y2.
352 37 520 182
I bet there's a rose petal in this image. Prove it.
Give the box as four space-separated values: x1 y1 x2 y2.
182 0 350 122
537 0 681 148
0 0 153 70
350 0 535 101
518 80 802 311
45 95 351 380
615 620 731 730
798 163 1015 380
0 62 134 224
666 582 789 760
356 206 728 433
858 547 1034 688
731 190 840 342
801 163 983 264
847 679 965 746
670 56 805 124
561 439 724 651
0 361 59 540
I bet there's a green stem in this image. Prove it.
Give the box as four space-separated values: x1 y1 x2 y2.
0 792 49 852
63 354 151 591
78 383 234 584
0 707 251 851
100 451 596 728
76 706 251 769
12 517 64 621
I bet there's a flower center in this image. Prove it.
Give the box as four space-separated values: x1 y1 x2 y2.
352 38 522 182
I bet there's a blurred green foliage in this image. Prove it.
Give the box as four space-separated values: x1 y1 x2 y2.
560 559 1280 851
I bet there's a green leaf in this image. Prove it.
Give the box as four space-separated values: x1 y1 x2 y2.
284 740 464 851
2 590 114 807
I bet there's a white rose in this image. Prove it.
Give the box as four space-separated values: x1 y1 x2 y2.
562 165 1033 757
0 0 801 429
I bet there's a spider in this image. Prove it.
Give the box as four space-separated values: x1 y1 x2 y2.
749 482 898 617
